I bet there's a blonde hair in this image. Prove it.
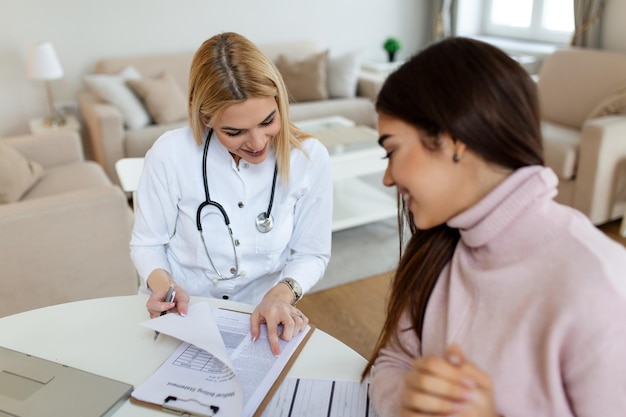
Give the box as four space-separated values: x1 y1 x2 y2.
188 32 310 180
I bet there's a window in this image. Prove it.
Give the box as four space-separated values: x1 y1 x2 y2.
483 0 575 44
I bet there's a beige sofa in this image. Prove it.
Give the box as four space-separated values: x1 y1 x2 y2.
78 40 380 185
0 131 139 317
537 47 626 225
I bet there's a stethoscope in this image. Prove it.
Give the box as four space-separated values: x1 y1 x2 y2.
196 128 278 280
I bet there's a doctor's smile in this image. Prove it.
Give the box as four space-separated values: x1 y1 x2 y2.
214 97 281 164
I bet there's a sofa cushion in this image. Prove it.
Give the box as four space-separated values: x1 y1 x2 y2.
21 161 111 201
541 121 581 180
127 72 187 124
327 50 363 99
124 120 187 158
0 142 44 204
586 86 626 120
84 66 151 130
538 48 626 129
289 97 376 129
276 50 329 103
95 52 194 96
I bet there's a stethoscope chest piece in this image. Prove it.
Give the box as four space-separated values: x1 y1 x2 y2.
256 212 274 233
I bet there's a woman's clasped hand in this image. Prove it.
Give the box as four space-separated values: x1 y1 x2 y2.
399 345 497 417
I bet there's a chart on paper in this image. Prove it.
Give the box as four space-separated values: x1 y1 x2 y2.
173 344 232 378
260 377 380 417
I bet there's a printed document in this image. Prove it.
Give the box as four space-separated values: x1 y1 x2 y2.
132 302 311 417
261 377 380 417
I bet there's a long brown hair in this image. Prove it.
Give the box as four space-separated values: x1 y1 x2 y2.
363 37 543 379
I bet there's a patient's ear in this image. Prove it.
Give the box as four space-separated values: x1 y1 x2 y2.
453 140 468 159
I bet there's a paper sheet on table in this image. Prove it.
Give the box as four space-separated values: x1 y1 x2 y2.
212 308 312 417
135 303 312 417
260 377 380 417
133 303 243 416
138 302 233 370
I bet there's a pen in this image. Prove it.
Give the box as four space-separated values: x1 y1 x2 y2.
154 284 176 341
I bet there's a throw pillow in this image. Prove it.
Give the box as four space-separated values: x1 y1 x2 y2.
127 72 187 124
84 66 151 130
586 86 626 119
327 50 363 99
276 51 329 103
0 142 44 204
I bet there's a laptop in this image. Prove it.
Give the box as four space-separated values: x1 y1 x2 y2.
0 346 133 417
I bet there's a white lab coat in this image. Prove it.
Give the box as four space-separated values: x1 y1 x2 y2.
130 126 333 305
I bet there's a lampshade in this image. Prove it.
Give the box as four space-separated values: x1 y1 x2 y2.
27 41 64 80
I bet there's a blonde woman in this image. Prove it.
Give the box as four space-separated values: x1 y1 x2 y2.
130 32 332 355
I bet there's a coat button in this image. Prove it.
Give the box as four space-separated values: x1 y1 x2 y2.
234 239 240 246
238 201 244 208
230 267 236 274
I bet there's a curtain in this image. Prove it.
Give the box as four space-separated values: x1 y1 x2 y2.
431 0 456 43
571 0 606 48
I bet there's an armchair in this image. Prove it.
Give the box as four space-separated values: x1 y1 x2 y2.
537 47 626 225
0 132 139 317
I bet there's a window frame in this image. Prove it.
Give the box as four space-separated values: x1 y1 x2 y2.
482 0 573 44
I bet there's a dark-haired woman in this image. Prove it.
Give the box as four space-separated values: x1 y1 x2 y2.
365 37 626 417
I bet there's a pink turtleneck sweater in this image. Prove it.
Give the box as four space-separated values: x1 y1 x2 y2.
370 166 626 417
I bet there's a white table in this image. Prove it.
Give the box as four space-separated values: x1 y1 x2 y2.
116 117 396 231
0 295 367 416
29 114 81 135
115 157 144 204
312 125 396 231
361 60 404 76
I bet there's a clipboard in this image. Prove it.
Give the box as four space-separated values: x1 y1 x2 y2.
253 324 315 417
130 395 220 416
130 306 315 417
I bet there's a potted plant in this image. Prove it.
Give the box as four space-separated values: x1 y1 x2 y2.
383 37 401 62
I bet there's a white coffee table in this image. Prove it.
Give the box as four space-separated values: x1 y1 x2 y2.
116 157 145 205
310 124 395 231
116 117 396 231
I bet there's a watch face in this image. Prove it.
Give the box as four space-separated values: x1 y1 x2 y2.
292 280 302 298
285 278 302 303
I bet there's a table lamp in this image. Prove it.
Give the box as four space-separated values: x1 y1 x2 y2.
27 41 66 127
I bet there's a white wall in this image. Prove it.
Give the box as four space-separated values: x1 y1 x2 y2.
0 0 429 136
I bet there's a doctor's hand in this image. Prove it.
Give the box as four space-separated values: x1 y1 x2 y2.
145 269 190 318
250 285 309 356
146 283 190 318
399 345 498 417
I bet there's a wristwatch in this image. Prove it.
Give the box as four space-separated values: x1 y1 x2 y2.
280 278 303 306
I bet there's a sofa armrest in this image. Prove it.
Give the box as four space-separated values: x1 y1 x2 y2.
574 115 626 224
3 132 84 169
0 186 139 317
78 91 125 184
